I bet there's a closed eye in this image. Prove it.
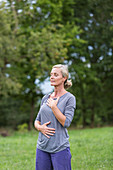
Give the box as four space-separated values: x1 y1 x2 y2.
50 73 59 77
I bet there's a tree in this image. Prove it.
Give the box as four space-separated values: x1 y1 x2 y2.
0 2 22 97
2 0 76 129
70 0 113 127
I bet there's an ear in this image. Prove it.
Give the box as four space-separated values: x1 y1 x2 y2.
63 77 67 82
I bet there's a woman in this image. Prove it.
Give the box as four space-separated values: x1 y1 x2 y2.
34 64 76 170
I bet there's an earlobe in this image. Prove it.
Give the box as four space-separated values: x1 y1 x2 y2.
64 77 67 83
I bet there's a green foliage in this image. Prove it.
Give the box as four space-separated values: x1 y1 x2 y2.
70 0 113 127
0 97 30 128
0 0 113 128
0 3 22 97
17 123 28 132
0 0 83 129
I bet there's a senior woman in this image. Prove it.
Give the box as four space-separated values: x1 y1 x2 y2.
34 64 76 170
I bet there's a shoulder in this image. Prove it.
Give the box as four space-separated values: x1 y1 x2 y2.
67 92 76 100
42 93 50 100
41 93 50 104
66 92 76 107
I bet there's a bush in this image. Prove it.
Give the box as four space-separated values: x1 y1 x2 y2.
17 123 28 132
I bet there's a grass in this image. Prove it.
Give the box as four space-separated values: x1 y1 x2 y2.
70 127 113 170
0 127 113 170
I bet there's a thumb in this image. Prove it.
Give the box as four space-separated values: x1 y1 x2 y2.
45 121 51 126
56 97 60 104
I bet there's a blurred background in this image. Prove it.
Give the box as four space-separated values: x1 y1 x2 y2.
0 0 113 131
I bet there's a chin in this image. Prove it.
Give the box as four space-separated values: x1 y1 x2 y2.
51 82 57 87
50 83 54 86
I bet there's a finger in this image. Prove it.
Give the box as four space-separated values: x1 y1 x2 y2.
48 98 53 100
48 97 53 100
46 100 50 105
45 121 51 125
46 132 54 136
47 127 55 131
44 134 50 138
46 129 55 133
46 102 49 105
46 103 50 107
46 99 49 103
47 98 52 101
47 99 49 103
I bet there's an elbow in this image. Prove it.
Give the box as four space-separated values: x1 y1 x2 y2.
64 123 71 128
34 120 41 131
34 121 36 128
34 120 38 129
63 118 71 128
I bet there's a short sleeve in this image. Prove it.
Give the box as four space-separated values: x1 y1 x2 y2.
64 95 76 128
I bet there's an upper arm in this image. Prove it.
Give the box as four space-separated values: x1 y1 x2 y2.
64 96 76 128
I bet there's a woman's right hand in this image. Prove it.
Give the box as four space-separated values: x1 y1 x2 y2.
35 121 55 138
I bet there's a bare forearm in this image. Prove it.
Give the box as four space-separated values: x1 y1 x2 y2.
34 121 41 131
46 97 66 126
51 105 66 126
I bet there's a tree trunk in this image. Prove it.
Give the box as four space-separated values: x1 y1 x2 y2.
82 98 87 128
90 104 95 128
28 98 34 131
81 84 87 128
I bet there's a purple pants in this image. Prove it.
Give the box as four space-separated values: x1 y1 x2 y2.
35 147 72 170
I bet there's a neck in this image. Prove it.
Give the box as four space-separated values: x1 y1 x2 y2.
52 86 67 98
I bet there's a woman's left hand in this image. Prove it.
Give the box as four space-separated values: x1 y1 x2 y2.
46 97 60 109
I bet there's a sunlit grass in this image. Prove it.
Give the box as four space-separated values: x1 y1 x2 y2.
0 127 113 170
70 127 113 170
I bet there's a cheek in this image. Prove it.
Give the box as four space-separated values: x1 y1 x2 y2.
56 77 64 83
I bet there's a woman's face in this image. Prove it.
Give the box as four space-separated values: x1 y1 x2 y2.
50 68 66 87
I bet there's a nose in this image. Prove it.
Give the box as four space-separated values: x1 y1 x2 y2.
50 76 55 82
50 75 54 79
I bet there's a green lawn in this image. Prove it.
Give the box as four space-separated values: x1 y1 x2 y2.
0 127 113 170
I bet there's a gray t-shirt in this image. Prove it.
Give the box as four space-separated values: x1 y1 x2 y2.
35 92 76 153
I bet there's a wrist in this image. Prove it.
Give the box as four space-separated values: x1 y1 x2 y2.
51 104 57 110
37 124 41 131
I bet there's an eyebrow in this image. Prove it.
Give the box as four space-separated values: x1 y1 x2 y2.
50 72 58 75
